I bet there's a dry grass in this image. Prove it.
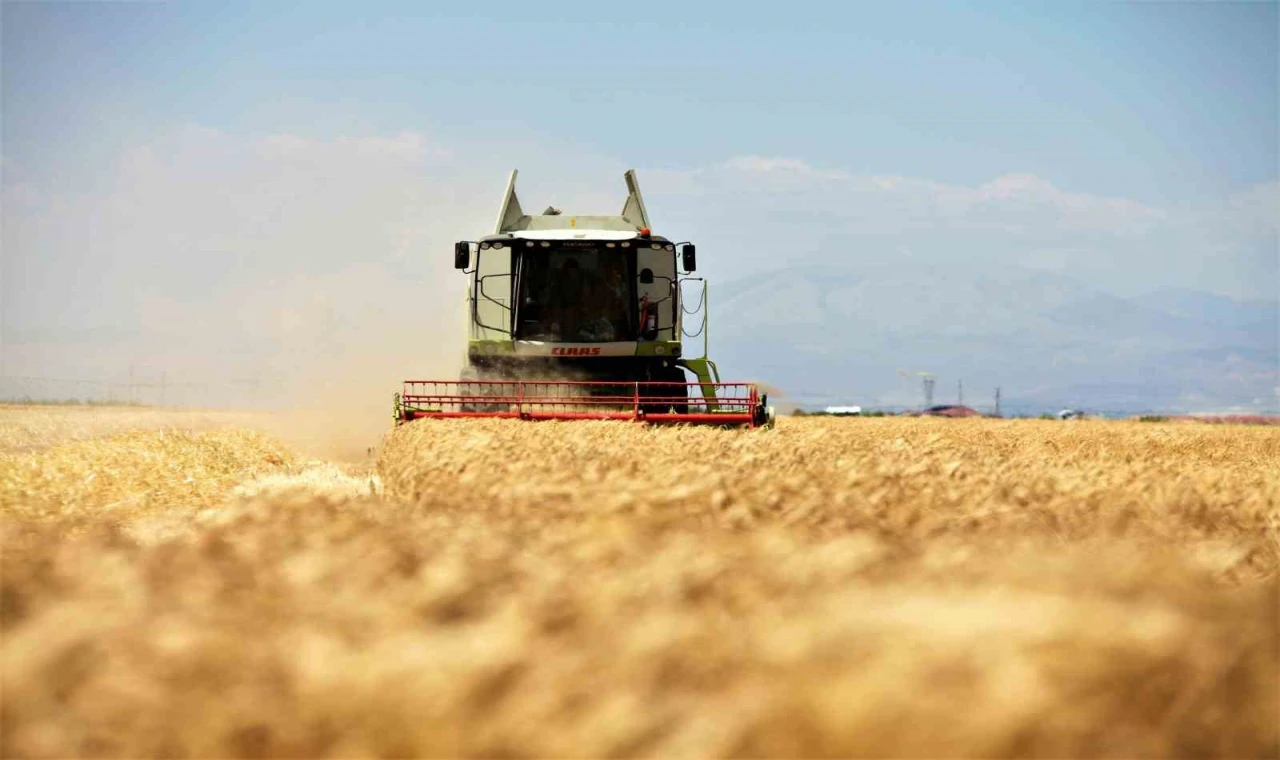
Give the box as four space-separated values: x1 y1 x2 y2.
0 405 280 455
0 429 293 528
1 414 1277 758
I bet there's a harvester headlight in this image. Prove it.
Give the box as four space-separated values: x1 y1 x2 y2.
665 244 675 251
526 241 534 247
655 346 666 355
620 242 630 248
493 241 504 249
606 242 616 248
480 242 490 250
650 243 661 250
540 241 550 248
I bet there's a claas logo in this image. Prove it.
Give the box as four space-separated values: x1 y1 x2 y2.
551 347 602 356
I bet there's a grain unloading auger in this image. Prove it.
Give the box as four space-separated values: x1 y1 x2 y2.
395 170 774 428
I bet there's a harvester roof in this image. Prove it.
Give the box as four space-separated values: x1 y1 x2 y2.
493 169 653 235
481 230 671 243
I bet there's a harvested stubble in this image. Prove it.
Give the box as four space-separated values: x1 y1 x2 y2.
2 416 1277 758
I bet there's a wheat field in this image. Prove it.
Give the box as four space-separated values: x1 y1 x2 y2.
1 407 1277 758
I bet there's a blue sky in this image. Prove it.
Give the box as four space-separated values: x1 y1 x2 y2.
5 1 1276 201
2 1 1276 401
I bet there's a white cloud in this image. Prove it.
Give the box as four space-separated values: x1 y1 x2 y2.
723 155 849 180
636 156 1272 299
257 130 447 163
683 159 1170 236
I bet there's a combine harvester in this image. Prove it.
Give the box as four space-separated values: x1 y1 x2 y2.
395 170 774 428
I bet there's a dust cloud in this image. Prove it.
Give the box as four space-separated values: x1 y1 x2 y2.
232 263 469 461
5 126 506 458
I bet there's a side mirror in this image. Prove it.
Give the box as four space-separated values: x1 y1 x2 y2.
639 268 654 284
454 241 470 270
681 243 697 272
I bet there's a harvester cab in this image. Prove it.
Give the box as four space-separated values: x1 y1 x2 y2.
395 170 774 428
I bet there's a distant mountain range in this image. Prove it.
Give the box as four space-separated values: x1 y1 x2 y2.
708 265 1277 415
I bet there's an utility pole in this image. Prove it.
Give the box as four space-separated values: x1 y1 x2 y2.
995 387 1001 417
922 375 935 409
957 380 963 405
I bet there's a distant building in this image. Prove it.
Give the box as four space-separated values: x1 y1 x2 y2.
824 405 863 416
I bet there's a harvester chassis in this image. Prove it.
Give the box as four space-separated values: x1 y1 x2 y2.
395 169 774 429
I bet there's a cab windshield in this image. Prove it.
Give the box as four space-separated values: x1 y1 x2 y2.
515 246 634 342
